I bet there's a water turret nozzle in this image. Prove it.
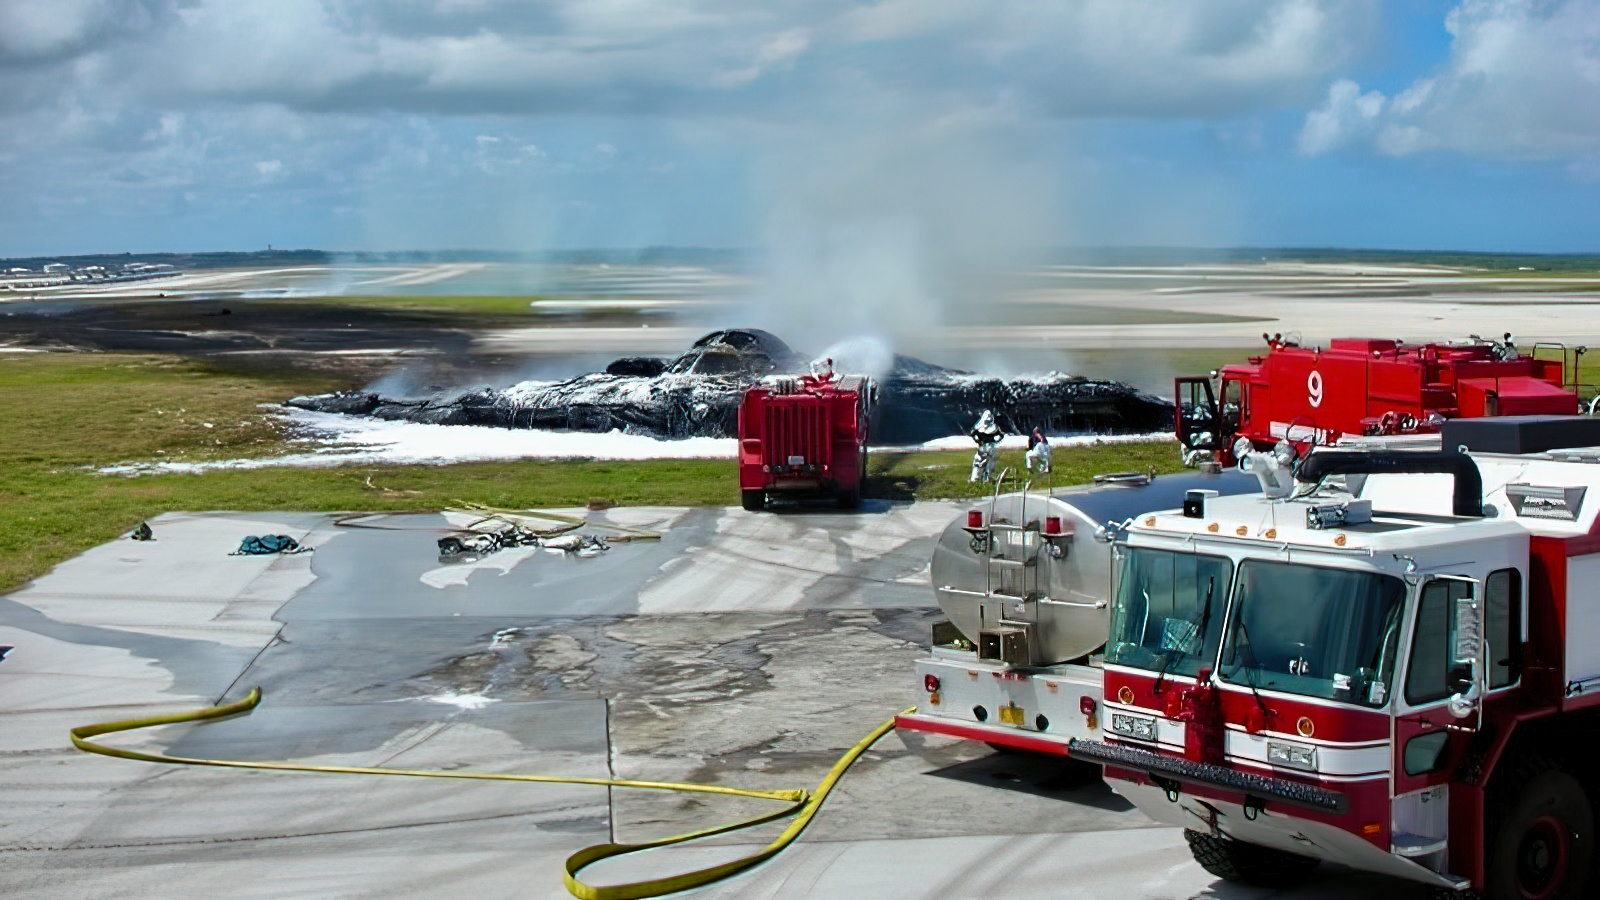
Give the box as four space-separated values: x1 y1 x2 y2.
1235 437 1296 499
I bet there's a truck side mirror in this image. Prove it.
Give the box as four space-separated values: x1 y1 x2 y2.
1447 585 1484 722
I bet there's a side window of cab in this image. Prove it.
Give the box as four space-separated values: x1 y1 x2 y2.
1405 580 1460 705
1405 569 1520 706
1486 568 1521 689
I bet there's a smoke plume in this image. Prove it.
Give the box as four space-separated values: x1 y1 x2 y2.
742 113 1061 366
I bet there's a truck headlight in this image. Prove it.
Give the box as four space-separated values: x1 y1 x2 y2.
1267 741 1319 772
1109 713 1157 741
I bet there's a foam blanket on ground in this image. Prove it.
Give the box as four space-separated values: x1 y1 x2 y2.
287 329 1172 445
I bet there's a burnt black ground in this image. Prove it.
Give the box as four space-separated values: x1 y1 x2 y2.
0 298 598 383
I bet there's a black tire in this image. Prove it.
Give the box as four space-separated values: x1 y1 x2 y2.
837 488 860 510
741 490 765 512
1184 829 1319 887
1484 758 1593 900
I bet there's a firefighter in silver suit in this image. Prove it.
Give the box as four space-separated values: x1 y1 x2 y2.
969 409 1004 482
1026 427 1052 475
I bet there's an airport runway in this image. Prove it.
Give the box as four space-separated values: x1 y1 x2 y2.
2 504 1432 898
10 262 1600 363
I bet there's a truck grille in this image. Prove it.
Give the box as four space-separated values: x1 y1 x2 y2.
764 400 833 471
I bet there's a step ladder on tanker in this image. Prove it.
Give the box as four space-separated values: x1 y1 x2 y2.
944 467 1075 669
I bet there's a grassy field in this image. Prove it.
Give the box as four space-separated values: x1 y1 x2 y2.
0 352 1181 594
277 294 686 317
279 294 550 315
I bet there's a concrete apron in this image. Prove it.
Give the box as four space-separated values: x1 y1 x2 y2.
0 505 1405 898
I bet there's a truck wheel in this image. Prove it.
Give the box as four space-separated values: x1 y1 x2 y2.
1485 759 1593 900
1184 829 1319 887
837 489 860 510
741 490 765 512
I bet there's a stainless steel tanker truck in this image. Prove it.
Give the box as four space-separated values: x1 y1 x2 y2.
895 469 1256 758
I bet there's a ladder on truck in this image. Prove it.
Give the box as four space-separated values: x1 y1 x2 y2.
944 467 1073 667
970 467 1045 667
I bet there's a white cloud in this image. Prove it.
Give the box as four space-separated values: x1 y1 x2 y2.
0 0 1384 252
756 28 809 67
1 1 1377 120
1299 0 1600 161
0 0 170 61
1297 78 1386 155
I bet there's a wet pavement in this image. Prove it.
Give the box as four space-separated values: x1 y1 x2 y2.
0 504 1423 898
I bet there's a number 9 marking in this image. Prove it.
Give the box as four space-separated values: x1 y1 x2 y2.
1308 370 1324 408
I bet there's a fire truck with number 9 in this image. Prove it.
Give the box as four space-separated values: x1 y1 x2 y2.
1176 334 1581 468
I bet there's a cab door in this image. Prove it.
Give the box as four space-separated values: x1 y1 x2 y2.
1392 576 1481 872
1175 377 1221 460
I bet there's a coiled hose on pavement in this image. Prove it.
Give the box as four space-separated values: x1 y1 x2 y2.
71 689 909 900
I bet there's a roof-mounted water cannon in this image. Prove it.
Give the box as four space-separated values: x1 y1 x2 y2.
1233 436 1298 499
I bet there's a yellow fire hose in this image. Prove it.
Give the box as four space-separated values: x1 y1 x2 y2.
71 688 911 899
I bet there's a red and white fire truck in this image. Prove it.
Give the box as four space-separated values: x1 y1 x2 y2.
1177 335 1582 468
1067 415 1600 898
737 361 874 511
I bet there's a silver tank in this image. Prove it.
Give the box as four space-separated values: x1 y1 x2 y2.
932 471 1256 665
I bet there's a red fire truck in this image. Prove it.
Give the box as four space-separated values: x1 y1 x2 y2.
737 361 874 511
1177 335 1581 467
1065 415 1600 898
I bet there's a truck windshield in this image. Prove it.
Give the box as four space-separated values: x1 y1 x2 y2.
1219 560 1405 709
1107 548 1233 679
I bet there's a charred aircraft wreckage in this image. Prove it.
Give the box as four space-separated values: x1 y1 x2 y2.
287 329 1171 445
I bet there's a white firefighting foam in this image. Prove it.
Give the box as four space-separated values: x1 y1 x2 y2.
97 406 1171 475
98 407 739 474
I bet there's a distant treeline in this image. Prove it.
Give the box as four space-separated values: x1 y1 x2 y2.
0 247 748 271
1045 246 1600 272
4 246 1596 272
0 249 330 271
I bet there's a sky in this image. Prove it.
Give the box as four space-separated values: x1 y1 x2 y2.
1 0 1598 256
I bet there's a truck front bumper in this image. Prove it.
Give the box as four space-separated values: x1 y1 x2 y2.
1068 739 1348 814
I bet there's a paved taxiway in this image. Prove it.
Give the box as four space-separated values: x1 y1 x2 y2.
3 503 1429 898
